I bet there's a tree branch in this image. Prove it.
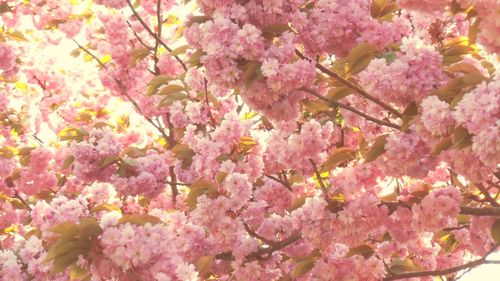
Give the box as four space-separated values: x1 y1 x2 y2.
126 0 188 71
383 201 500 216
309 158 334 206
215 232 302 262
126 20 154 50
476 182 500 207
302 87 401 130
296 49 402 118
243 221 276 245
73 40 170 142
265 174 292 191
384 244 499 280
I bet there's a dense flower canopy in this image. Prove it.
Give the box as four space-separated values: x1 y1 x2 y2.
0 0 499 280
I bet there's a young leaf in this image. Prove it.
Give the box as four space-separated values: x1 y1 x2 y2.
346 43 377 75
146 75 172 96
452 126 472 150
320 147 356 172
365 134 388 163
492 219 500 244
401 102 418 131
345 244 374 258
158 92 187 107
119 214 163 226
157 84 185 96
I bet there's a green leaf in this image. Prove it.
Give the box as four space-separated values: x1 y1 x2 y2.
432 135 453 157
302 100 330 113
52 249 85 274
79 218 103 238
383 51 397 64
389 259 422 274
242 61 262 86
171 45 189 55
123 147 146 158
289 196 306 211
345 43 377 75
5 30 28 42
320 147 356 172
194 255 214 277
57 128 89 142
237 136 257 155
452 126 472 150
216 172 228 185
189 49 204 66
0 3 12 14
491 219 500 243
91 203 121 213
365 134 388 163
379 3 399 19
187 179 218 210
130 48 151 65
262 23 292 37
371 0 386 18
401 102 418 132
50 222 78 234
0 146 18 159
146 75 172 96
171 143 196 169
326 87 354 101
157 84 185 96
291 256 317 278
345 245 374 258
96 155 118 168
70 263 89 280
186 15 211 26
117 160 135 178
158 92 187 107
119 214 163 226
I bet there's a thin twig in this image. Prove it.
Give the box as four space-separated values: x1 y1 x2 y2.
302 87 401 130
73 40 170 141
126 0 188 71
296 49 402 118
243 221 276 245
265 174 292 191
126 20 154 50
476 182 499 207
383 201 500 217
164 112 178 203
14 192 31 210
309 158 334 206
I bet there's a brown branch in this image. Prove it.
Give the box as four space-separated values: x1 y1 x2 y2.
126 0 188 71
459 206 500 216
126 20 154 50
14 192 31 210
384 245 499 280
309 158 334 206
243 222 276 245
73 40 170 142
302 87 401 130
383 201 500 217
164 112 178 204
476 182 499 207
296 49 402 118
215 232 302 262
265 174 292 191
